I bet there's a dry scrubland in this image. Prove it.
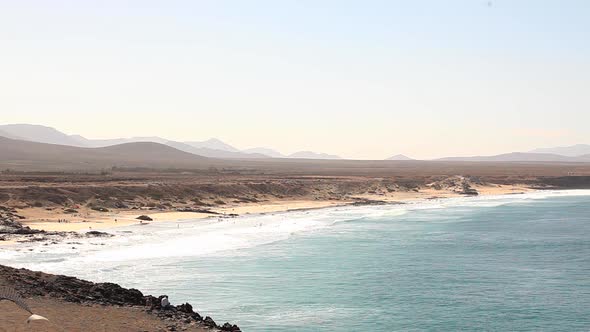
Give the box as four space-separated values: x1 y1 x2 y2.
1 160 589 233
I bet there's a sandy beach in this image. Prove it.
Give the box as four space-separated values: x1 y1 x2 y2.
13 184 531 233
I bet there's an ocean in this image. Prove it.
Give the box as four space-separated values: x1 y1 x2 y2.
2 190 589 331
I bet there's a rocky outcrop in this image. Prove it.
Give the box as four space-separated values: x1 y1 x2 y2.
144 295 241 331
85 230 113 237
0 206 41 235
426 176 479 196
0 206 111 243
0 264 240 331
350 198 390 206
90 206 109 212
176 207 220 214
458 182 479 195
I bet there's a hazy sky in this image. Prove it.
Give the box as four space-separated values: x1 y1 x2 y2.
1 0 589 159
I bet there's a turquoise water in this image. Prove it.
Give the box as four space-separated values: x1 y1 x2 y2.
3 192 590 331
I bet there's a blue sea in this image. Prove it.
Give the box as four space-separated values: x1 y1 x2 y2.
2 191 590 331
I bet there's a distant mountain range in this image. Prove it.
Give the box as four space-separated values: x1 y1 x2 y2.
387 146 590 162
438 152 590 162
1 124 83 146
0 124 343 160
0 135 210 171
241 147 285 158
1 124 589 162
287 151 342 160
528 144 590 157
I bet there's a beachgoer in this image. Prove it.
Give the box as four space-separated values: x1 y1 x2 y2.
161 296 170 309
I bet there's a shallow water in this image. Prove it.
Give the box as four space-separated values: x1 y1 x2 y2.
3 190 590 331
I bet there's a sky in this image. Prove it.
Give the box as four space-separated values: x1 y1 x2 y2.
1 0 589 159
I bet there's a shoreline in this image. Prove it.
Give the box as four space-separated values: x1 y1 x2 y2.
3 187 590 331
0 264 240 331
14 183 532 234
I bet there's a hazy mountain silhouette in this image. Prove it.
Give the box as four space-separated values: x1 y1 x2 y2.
0 124 268 159
288 151 342 159
0 136 210 170
183 138 239 152
0 124 87 146
10 123 587 162
386 154 414 161
438 152 589 162
242 147 285 158
164 140 268 159
0 124 349 159
0 128 23 140
529 144 590 157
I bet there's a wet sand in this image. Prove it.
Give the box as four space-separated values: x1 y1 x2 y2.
16 184 531 233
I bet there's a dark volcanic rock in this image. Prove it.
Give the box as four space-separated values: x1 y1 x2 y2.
458 182 479 196
85 230 113 237
0 266 143 306
220 322 242 331
0 264 240 331
0 208 85 243
88 283 144 305
112 201 129 209
90 206 109 212
460 187 479 195
0 206 42 235
175 207 220 214
177 302 193 313
350 198 389 206
204 316 217 328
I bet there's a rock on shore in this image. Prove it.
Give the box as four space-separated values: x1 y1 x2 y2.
0 206 40 235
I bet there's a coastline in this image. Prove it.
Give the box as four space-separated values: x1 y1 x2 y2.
3 187 590 331
0 264 241 331
15 183 532 234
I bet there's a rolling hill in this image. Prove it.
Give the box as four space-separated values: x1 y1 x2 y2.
0 136 210 170
0 124 269 159
386 154 414 161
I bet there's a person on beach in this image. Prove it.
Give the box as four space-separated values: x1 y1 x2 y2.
161 296 170 309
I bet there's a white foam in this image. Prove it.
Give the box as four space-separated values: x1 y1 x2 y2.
3 189 590 271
